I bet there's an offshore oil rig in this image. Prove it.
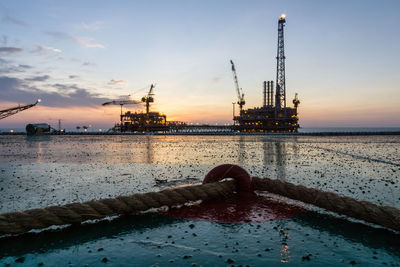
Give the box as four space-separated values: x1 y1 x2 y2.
104 84 180 132
232 14 300 133
106 14 300 134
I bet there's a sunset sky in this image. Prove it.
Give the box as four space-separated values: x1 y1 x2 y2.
1 0 399 130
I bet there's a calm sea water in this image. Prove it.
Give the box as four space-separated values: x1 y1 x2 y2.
0 135 399 213
298 127 400 133
1 126 400 133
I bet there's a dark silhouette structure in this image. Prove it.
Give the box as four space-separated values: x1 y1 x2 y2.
233 14 300 133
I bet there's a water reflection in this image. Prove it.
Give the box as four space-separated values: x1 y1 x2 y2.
145 135 153 164
260 138 287 180
275 140 286 180
25 135 51 142
238 135 246 165
25 135 51 163
276 221 291 263
262 139 274 167
291 137 299 156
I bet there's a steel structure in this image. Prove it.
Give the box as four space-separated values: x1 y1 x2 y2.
293 93 300 109
0 99 41 120
102 99 141 107
102 99 141 125
230 60 245 112
275 14 287 114
26 123 51 136
141 84 155 114
109 84 173 132
107 15 301 134
233 14 300 133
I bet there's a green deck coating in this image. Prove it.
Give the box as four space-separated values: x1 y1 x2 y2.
1 211 399 266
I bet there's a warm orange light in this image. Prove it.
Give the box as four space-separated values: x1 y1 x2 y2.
280 13 286 19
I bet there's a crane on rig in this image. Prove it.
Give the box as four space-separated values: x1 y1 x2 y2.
0 99 41 120
102 98 141 123
230 60 245 112
102 99 141 107
293 93 300 108
141 84 155 114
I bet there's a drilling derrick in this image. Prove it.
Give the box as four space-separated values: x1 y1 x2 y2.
232 14 300 133
275 14 287 116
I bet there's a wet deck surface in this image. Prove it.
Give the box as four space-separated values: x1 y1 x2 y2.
0 135 399 265
1 135 399 213
1 211 400 266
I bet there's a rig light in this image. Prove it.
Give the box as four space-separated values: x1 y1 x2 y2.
280 14 286 19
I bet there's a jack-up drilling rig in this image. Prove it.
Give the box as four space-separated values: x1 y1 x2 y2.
233 14 300 133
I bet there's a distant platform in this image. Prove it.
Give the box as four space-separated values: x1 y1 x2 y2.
1 131 400 136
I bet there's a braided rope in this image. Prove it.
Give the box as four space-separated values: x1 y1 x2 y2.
0 180 236 236
252 177 400 232
1 176 399 236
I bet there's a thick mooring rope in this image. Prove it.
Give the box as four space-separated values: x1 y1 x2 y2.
1 173 399 236
252 177 400 232
0 181 236 236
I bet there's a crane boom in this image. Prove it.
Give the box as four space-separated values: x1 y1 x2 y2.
102 99 141 124
101 100 141 106
0 99 41 120
141 84 155 114
230 60 245 111
148 84 154 96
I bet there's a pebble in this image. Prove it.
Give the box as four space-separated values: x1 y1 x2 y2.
226 258 235 264
302 254 312 261
14 257 25 263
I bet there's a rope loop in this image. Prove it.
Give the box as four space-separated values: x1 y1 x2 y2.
203 164 253 193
